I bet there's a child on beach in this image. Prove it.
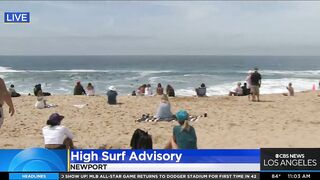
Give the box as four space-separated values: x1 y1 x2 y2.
42 113 74 149
283 83 294 96
35 90 47 109
165 110 197 149
241 83 250 96
35 90 57 109
86 83 95 96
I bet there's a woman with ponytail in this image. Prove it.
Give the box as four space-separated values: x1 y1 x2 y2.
165 110 197 149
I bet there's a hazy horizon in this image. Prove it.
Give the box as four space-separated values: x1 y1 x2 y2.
1 1 320 56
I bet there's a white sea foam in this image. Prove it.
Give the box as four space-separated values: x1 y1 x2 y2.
0 66 25 73
237 70 320 77
175 78 319 96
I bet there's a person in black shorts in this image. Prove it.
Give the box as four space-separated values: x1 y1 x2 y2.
250 68 262 102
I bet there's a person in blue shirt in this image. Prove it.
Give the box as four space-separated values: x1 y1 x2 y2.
165 110 197 149
107 86 118 105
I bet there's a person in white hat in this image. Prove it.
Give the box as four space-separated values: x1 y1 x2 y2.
229 82 243 96
107 86 118 105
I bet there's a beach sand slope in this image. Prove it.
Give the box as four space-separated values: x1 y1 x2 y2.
1 92 320 149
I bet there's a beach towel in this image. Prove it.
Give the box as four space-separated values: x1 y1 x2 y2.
135 113 207 123
73 104 87 108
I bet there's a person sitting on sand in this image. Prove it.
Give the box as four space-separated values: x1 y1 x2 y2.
34 84 51 96
137 84 147 96
131 90 136 96
144 84 153 96
165 110 197 149
9 84 21 97
156 83 164 95
74 81 86 95
35 90 47 109
241 83 250 96
283 83 294 96
195 83 207 97
166 84 175 97
42 113 74 149
229 82 243 96
107 86 118 105
154 94 174 121
86 83 95 96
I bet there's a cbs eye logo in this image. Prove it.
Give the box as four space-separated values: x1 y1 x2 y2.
8 148 66 172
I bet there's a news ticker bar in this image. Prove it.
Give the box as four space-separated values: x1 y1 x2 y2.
1 148 320 172
3 172 320 180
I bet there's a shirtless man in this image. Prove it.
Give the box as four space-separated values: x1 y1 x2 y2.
0 78 15 128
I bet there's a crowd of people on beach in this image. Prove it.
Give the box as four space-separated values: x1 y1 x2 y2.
0 66 313 150
131 83 176 97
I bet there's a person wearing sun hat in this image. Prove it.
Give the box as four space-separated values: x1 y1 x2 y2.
165 110 197 149
107 86 118 105
42 113 74 149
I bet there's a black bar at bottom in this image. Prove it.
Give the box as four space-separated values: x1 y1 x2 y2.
60 172 260 180
261 172 320 180
0 172 8 180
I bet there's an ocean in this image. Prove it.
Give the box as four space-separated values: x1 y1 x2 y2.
0 55 319 96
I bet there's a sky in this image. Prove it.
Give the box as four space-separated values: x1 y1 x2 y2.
0 1 320 55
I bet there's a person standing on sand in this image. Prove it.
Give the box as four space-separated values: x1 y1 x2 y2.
246 70 253 100
0 78 15 128
250 68 262 102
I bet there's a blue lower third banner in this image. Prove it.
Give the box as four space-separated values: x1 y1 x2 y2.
69 149 260 172
0 148 67 172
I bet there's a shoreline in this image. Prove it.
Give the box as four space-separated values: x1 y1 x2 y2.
0 91 320 149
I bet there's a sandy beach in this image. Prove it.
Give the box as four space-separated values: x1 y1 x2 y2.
1 91 320 149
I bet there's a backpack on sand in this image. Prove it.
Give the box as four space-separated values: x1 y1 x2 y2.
130 129 153 149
